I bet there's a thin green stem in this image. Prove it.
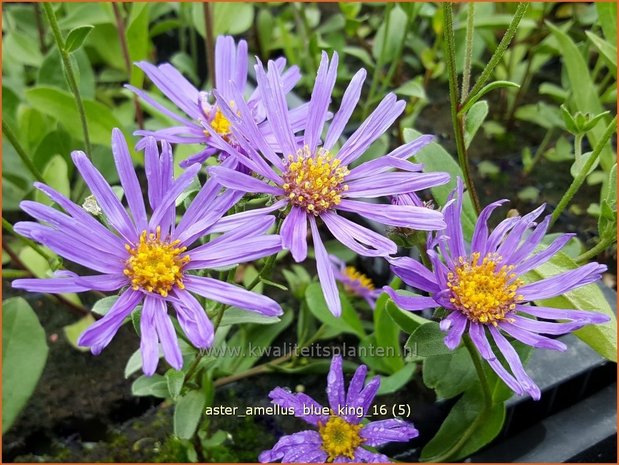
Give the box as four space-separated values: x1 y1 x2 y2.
2 121 45 183
575 236 616 264
523 127 555 175
202 2 215 87
461 2 476 103
550 116 617 229
464 335 492 409
574 133 584 160
443 2 482 214
42 3 92 158
463 2 529 109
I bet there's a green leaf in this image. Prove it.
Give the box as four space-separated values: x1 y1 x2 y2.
92 296 119 316
374 295 404 373
422 347 476 400
598 164 617 240
193 3 254 38
596 2 617 46
65 25 94 53
376 363 416 395
63 314 95 352
174 390 206 439
2 297 49 433
132 374 169 398
219 307 281 327
386 298 429 334
394 77 427 100
546 21 613 170
25 87 123 146
585 31 617 76
4 31 43 67
464 101 489 149
405 321 453 358
372 5 408 62
524 251 617 362
420 388 505 461
403 128 477 240
459 81 520 115
166 369 185 400
34 155 70 206
305 282 366 339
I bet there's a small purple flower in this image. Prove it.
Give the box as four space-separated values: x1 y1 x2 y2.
205 52 449 317
259 355 418 463
12 129 283 375
128 35 305 168
331 255 381 308
385 179 610 400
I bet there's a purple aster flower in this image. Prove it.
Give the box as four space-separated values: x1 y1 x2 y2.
385 179 610 400
12 129 283 375
203 52 449 316
128 35 305 168
331 255 381 308
259 355 418 463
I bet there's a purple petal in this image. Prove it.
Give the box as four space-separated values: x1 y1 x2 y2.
255 59 296 155
497 204 546 261
506 215 552 265
468 322 525 397
170 289 214 349
513 233 575 275
78 289 143 355
259 430 327 463
470 200 508 255
516 304 611 325
337 199 446 230
209 199 288 234
361 419 419 447
338 93 405 165
268 387 328 426
347 156 423 182
345 172 450 198
281 206 308 262
126 84 196 127
488 325 541 400
71 151 137 242
345 364 368 406
324 68 366 150
347 375 380 422
152 297 183 370
352 448 391 463
387 256 439 293
148 164 200 230
442 178 466 259
498 320 567 351
208 166 283 195
140 294 160 376
184 275 282 316
187 235 282 269
304 51 338 152
12 273 123 293
310 216 341 317
442 312 468 350
383 287 438 312
112 128 148 232
326 355 346 412
509 314 586 335
321 211 397 257
519 262 607 300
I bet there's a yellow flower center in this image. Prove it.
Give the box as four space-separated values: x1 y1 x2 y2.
318 415 364 462
447 252 523 325
208 108 232 137
343 266 375 291
282 146 349 215
123 227 190 297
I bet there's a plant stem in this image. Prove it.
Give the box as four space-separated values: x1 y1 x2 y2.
42 3 92 158
112 3 144 130
523 127 555 175
202 2 215 87
34 3 47 54
462 2 529 110
442 2 482 214
550 116 617 229
464 334 492 409
461 2 476 103
575 236 616 264
2 121 45 183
